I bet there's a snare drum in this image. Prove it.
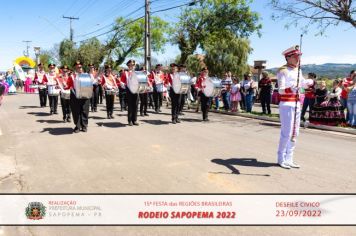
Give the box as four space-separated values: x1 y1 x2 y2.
105 89 117 96
74 73 93 99
128 71 149 94
29 84 39 89
61 90 70 99
173 72 191 94
38 84 47 90
47 85 60 96
203 77 223 97
155 83 164 93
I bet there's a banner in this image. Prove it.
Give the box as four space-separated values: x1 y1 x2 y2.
0 194 355 225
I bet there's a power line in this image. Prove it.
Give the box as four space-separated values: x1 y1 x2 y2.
63 16 80 41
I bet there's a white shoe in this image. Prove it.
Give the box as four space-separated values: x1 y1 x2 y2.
287 162 300 168
279 163 291 169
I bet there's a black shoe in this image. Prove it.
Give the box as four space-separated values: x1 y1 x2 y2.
203 118 210 122
54 111 58 114
67 117 71 123
140 113 144 117
81 127 87 132
133 122 139 126
107 115 111 119
94 108 97 112
63 117 66 122
172 120 177 124
144 113 149 116
128 122 133 126
159 109 162 112
176 119 181 123
110 115 114 119
180 112 185 116
73 127 80 133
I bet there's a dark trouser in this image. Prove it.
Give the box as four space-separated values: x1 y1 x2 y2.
105 93 115 116
140 93 148 115
260 93 272 114
148 92 154 109
153 87 163 111
70 91 90 129
39 88 47 107
200 92 211 120
98 84 103 104
126 88 139 123
60 97 71 120
119 88 127 111
240 92 246 110
170 89 181 121
301 97 315 121
91 85 99 111
179 93 186 113
222 92 230 111
48 95 58 113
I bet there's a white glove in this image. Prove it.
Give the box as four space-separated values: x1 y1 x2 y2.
291 86 301 93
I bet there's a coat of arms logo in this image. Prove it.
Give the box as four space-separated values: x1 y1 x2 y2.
25 202 46 220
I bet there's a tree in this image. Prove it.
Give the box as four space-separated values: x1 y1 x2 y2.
173 0 261 64
203 32 251 77
269 0 356 34
106 16 171 68
77 38 105 71
59 39 78 69
185 54 204 76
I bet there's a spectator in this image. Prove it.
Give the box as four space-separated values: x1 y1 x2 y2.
242 73 257 113
347 73 356 127
230 78 241 112
309 79 345 126
341 70 355 122
258 71 272 115
301 72 317 122
221 71 232 111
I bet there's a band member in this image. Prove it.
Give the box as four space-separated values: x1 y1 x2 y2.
65 61 91 133
101 65 118 119
139 66 150 116
43 63 59 115
149 64 165 113
34 63 47 107
178 64 187 115
118 69 127 111
195 67 211 121
165 63 181 124
277 46 313 169
57 65 71 122
120 59 139 126
89 63 99 112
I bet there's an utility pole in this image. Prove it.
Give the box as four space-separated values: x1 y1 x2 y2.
22 40 32 57
63 16 79 41
144 0 151 71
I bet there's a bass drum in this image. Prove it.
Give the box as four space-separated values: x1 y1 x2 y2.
203 77 223 97
74 73 93 99
47 85 60 96
128 71 150 94
173 72 191 94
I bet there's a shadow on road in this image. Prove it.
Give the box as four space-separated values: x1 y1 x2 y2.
27 112 51 117
19 106 40 109
37 119 65 124
181 118 202 123
210 158 279 176
89 116 106 120
140 120 170 125
40 127 73 135
259 122 281 127
96 122 126 128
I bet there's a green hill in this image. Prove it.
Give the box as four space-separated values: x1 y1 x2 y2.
268 63 355 78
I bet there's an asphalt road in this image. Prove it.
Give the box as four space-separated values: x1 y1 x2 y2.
1 93 355 235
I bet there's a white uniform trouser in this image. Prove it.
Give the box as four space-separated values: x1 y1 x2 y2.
277 101 301 164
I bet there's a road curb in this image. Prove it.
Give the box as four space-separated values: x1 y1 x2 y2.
189 105 356 136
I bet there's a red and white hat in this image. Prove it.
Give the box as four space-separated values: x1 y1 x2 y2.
282 45 302 57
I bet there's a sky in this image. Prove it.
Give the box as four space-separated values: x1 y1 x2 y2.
0 0 355 71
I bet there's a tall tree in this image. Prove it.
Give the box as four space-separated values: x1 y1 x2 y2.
77 38 105 71
270 0 356 34
59 39 77 69
185 54 204 76
204 32 251 77
173 0 261 64
106 16 171 68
